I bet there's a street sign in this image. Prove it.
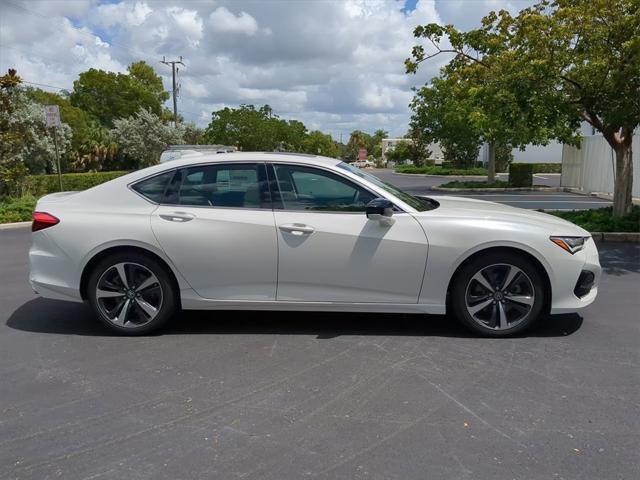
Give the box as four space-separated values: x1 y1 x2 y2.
45 105 61 128
358 148 367 160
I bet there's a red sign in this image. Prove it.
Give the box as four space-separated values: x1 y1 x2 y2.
358 148 367 160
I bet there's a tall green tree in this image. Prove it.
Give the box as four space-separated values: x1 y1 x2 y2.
303 130 339 157
70 62 169 128
409 77 482 168
203 104 311 152
1 70 72 186
26 88 106 167
346 130 372 160
407 0 640 216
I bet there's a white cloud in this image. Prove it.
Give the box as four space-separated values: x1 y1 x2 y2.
208 7 259 36
0 0 536 138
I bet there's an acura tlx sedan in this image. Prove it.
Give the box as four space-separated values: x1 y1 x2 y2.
29 152 601 337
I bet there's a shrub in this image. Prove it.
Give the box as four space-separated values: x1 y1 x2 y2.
395 165 488 175
0 195 37 223
509 164 533 187
549 206 639 233
441 160 452 169
23 171 128 197
530 163 562 174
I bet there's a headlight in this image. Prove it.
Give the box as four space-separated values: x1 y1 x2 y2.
550 236 589 254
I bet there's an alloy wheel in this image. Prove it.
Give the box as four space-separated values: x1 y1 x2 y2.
95 262 163 328
464 263 535 331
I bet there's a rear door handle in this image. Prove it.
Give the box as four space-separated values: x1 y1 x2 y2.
278 223 315 235
159 212 195 223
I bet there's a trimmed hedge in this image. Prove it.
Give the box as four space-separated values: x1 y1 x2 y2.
23 171 128 197
439 180 510 189
509 164 533 187
531 163 562 174
395 165 488 175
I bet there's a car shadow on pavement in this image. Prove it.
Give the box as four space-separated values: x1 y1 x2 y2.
596 241 640 276
7 297 583 339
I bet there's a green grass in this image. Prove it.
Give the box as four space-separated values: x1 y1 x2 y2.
548 206 640 232
0 196 37 223
395 165 488 175
439 180 510 189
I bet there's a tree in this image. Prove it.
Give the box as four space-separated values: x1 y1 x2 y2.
70 62 169 128
203 104 315 152
0 70 72 187
495 143 514 173
111 109 184 168
409 77 482 168
385 140 414 163
0 69 27 196
73 123 118 172
26 88 105 169
182 123 205 145
303 130 339 157
407 0 640 216
346 130 372 160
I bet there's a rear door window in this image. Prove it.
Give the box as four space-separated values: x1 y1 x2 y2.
165 163 270 208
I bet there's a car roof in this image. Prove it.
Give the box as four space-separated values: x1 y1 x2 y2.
159 151 342 169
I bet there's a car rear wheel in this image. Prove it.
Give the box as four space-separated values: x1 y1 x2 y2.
450 252 546 337
87 252 178 335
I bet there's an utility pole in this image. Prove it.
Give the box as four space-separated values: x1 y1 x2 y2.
161 56 184 127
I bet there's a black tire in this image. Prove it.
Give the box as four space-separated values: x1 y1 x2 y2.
450 251 546 337
86 251 178 335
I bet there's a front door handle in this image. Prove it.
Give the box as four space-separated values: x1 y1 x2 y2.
159 212 195 223
278 223 315 236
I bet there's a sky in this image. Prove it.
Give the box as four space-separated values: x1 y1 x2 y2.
0 0 534 139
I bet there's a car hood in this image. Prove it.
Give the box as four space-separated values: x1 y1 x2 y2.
416 196 589 236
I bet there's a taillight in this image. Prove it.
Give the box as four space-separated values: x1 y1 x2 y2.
32 212 60 232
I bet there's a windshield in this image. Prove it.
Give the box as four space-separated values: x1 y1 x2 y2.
337 162 438 211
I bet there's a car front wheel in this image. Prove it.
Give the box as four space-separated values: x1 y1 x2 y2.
450 252 546 337
87 252 178 335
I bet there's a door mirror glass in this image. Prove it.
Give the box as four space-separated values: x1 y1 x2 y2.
366 198 394 220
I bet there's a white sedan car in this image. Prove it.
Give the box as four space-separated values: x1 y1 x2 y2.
29 152 600 336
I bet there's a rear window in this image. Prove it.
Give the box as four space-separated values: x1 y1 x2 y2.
131 171 174 203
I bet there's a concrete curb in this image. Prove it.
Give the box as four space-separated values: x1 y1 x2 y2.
591 232 640 243
562 188 640 206
394 172 494 179
393 172 560 178
431 186 562 193
0 221 30 230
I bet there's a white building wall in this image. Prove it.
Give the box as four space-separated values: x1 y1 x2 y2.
561 134 639 197
512 141 563 163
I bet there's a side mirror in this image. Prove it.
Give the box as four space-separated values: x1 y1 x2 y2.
366 198 394 221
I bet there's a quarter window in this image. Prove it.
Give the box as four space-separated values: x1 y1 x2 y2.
131 171 174 203
273 164 376 212
165 163 270 208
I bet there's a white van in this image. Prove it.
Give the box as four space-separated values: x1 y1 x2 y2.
160 145 237 163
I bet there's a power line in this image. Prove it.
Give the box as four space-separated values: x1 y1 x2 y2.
21 80 69 91
161 56 185 127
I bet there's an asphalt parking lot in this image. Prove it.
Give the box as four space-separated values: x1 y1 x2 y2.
1 225 639 479
371 169 612 211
